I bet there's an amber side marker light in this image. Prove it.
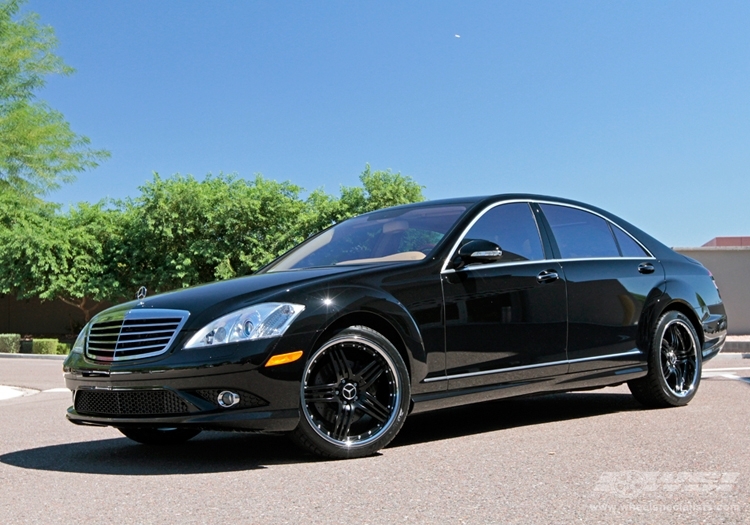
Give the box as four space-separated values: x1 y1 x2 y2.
265 350 304 367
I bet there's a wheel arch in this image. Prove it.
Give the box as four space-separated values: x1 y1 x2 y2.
659 301 704 346
637 278 706 359
648 278 706 349
314 311 417 382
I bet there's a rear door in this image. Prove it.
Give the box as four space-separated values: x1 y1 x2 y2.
538 203 664 373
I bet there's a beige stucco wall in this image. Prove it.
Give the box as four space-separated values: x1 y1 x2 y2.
673 247 750 335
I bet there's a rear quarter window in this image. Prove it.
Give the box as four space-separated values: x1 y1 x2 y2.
612 225 650 257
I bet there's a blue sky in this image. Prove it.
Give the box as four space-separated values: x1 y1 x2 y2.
27 0 750 247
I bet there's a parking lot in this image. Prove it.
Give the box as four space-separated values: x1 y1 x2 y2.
0 353 748 525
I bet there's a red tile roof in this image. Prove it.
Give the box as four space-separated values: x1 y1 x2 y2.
702 236 750 247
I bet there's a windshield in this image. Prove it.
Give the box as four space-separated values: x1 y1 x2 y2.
265 204 468 271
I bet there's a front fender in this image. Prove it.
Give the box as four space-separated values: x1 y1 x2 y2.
286 285 428 384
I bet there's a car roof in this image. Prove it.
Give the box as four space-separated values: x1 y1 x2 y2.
369 194 608 212
359 193 673 258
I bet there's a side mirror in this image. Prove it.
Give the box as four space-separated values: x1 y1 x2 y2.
452 239 503 269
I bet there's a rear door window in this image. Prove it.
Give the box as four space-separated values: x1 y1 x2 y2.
540 204 620 259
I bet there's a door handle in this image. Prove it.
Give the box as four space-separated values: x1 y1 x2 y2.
537 270 559 284
638 262 656 274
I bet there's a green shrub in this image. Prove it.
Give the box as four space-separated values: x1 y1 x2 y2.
32 338 59 355
0 334 21 353
56 342 71 355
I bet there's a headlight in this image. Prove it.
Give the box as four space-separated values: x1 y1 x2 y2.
71 323 90 354
184 303 305 349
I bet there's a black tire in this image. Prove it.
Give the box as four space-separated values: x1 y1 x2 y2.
628 311 702 408
118 427 201 445
291 326 411 459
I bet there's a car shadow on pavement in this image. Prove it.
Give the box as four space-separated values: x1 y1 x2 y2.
1 390 641 474
391 390 642 448
0 432 312 475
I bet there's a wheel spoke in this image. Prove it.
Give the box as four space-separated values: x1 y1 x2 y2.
353 392 391 423
329 346 352 381
673 328 687 356
304 383 339 403
673 362 686 392
661 330 674 352
663 330 672 350
331 404 354 441
356 359 386 390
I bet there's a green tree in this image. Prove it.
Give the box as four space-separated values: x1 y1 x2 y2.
115 167 425 294
0 196 124 321
338 164 425 217
0 0 108 197
119 173 306 293
0 167 426 324
296 165 426 240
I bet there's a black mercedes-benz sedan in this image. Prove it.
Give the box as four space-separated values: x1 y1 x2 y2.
63 194 727 459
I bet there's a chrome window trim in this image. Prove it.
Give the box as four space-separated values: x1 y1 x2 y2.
423 349 643 383
534 200 654 258
441 256 658 275
441 198 654 273
440 199 546 273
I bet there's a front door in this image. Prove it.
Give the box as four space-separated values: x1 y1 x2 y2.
442 202 568 391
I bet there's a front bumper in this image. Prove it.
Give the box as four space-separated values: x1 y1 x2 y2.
67 405 299 433
64 333 313 433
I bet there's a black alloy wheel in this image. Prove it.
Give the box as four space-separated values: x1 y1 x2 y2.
118 427 201 445
292 326 410 459
628 311 702 408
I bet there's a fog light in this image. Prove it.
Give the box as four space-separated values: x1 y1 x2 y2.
217 390 240 408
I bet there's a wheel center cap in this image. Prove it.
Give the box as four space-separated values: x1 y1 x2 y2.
341 383 357 401
667 352 677 366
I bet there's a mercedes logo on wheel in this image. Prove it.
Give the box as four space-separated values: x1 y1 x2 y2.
341 383 357 401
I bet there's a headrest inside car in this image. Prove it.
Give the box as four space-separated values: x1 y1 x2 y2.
382 220 408 233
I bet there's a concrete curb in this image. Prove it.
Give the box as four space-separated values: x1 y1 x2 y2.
724 335 750 353
724 341 750 353
0 352 67 361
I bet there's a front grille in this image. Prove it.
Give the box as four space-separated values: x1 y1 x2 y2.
85 308 189 362
75 389 190 417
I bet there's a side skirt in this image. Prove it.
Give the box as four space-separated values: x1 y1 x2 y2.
410 364 647 414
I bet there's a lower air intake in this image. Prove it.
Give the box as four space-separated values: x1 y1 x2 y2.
75 389 190 417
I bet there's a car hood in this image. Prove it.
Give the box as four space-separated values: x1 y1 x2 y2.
101 266 363 329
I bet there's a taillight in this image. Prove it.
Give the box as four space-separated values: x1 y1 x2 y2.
708 270 721 292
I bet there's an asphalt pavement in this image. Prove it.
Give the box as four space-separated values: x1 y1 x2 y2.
0 353 748 524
